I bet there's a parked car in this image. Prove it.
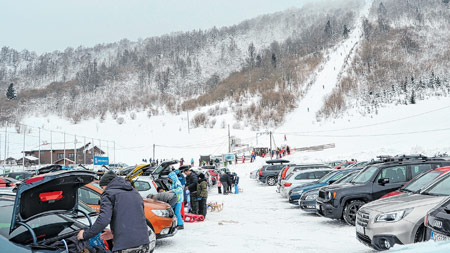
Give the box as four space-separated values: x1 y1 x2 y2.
299 170 360 212
276 163 330 192
327 160 345 168
0 177 21 188
280 168 332 198
0 170 110 252
80 182 177 239
258 159 290 186
426 196 450 243
289 168 360 204
3 171 35 181
249 169 259 179
356 171 450 250
380 166 450 199
151 160 179 191
316 155 450 225
335 160 357 169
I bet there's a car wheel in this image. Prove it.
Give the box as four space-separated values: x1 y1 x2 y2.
414 224 426 243
343 200 365 226
267 177 276 186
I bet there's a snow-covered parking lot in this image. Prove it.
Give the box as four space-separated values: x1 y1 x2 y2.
156 161 371 253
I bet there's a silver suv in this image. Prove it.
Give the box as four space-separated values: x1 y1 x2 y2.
356 171 450 250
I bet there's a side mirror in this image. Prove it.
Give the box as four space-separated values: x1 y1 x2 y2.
378 178 390 185
329 180 336 185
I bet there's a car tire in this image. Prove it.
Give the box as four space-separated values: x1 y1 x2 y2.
267 177 276 186
414 224 426 243
146 220 157 253
343 200 365 226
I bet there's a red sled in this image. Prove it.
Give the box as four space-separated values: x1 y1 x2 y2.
184 213 205 222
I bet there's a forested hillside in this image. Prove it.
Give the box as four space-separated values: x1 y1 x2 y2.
318 0 450 119
0 0 362 125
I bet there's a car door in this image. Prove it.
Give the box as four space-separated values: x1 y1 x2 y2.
372 165 407 200
134 180 157 198
409 163 434 179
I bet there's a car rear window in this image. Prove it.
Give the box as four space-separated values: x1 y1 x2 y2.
403 170 442 193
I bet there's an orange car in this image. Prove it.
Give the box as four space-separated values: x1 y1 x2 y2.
78 182 177 239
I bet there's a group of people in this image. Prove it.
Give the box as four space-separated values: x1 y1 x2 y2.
271 146 291 159
218 171 239 195
148 167 209 230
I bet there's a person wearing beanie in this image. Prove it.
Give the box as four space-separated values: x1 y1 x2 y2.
77 170 150 252
197 173 208 218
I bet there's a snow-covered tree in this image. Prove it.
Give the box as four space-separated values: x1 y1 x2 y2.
6 83 16 99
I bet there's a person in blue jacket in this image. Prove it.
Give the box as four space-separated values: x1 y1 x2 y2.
168 171 185 229
233 173 240 194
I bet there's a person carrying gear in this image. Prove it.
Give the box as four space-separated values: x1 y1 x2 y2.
77 171 150 252
148 187 178 210
184 168 199 214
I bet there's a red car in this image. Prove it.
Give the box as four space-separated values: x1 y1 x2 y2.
334 160 357 170
381 166 450 199
0 177 21 188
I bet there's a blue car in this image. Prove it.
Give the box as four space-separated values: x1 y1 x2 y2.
288 168 360 205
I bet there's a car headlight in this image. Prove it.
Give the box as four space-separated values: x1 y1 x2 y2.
375 208 413 223
151 209 170 217
305 194 318 200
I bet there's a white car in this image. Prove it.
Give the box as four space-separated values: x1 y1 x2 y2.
133 177 159 198
280 168 333 198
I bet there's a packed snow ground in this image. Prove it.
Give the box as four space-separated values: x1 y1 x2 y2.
156 158 371 253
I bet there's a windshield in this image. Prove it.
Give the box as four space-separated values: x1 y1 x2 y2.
352 166 379 184
422 174 450 196
404 170 443 193
335 172 357 184
318 171 338 183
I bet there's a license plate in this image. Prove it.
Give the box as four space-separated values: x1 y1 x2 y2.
433 232 449 242
356 224 365 235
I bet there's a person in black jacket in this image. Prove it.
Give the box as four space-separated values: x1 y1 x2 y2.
220 171 229 195
77 171 150 252
184 168 199 214
227 172 233 193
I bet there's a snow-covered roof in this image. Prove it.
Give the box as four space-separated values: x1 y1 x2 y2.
25 142 104 153
24 156 39 161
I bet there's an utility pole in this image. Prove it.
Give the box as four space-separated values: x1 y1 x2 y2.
270 131 272 158
187 111 190 134
38 128 41 167
113 141 116 164
22 129 25 170
50 131 53 164
84 136 86 165
4 125 7 162
74 135 77 165
228 125 230 153
153 144 155 161
63 132 66 167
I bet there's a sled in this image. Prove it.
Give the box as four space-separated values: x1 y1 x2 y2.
184 213 205 222
207 202 224 212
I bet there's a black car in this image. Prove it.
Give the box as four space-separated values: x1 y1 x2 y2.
426 197 450 242
4 171 35 181
258 159 290 186
299 170 360 212
0 170 101 252
151 160 179 190
316 155 450 225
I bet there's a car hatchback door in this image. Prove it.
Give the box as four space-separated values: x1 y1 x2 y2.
372 165 407 199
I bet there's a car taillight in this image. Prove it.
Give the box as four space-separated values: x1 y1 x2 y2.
39 191 63 201
281 167 290 179
284 182 292 187
26 176 44 184
152 181 158 190
424 215 428 227
259 169 263 176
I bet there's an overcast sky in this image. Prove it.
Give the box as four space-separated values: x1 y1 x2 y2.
2 0 307 54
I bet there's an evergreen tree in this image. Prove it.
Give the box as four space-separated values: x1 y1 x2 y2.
343 25 350 38
410 90 416 104
6 83 16 99
324 20 332 36
271 53 277 68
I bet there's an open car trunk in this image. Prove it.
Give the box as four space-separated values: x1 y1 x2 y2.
8 170 102 251
151 160 179 191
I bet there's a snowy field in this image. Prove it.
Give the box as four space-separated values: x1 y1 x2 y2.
156 158 371 253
